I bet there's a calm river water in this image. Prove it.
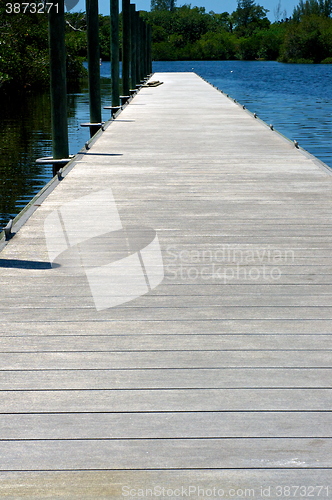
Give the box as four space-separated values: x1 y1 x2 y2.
1 60 331 226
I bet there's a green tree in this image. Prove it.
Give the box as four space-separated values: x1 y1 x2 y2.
194 31 236 59
0 5 49 90
235 32 262 58
259 22 287 59
0 5 86 91
151 0 176 12
234 0 255 27
280 14 332 62
98 14 111 60
231 0 270 36
208 12 234 32
293 0 332 21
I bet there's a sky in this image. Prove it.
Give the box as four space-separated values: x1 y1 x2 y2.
68 0 298 22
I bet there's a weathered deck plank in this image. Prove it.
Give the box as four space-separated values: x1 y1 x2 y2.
1 411 331 438
1 438 331 470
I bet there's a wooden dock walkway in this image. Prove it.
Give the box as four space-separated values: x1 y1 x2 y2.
0 72 331 498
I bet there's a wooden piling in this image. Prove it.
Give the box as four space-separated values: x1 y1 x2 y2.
143 20 148 78
148 24 152 74
130 4 137 90
122 0 131 96
86 0 102 137
47 0 69 162
110 0 120 107
139 17 145 81
135 11 141 84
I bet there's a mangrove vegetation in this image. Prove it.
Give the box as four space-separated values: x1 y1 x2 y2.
1 0 332 92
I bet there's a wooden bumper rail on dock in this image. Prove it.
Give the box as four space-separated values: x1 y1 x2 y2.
0 72 331 498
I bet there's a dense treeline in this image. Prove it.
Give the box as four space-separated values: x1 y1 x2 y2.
60 0 332 64
1 0 332 92
141 0 332 62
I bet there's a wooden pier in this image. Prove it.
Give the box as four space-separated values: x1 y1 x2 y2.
0 72 331 498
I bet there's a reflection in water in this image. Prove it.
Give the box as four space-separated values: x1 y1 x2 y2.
0 91 52 225
0 73 113 226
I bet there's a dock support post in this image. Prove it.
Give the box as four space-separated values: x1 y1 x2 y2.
148 24 152 74
130 4 137 91
142 19 146 78
139 17 145 81
122 0 131 96
111 0 120 107
48 0 69 175
86 0 102 137
144 21 148 78
135 11 141 85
